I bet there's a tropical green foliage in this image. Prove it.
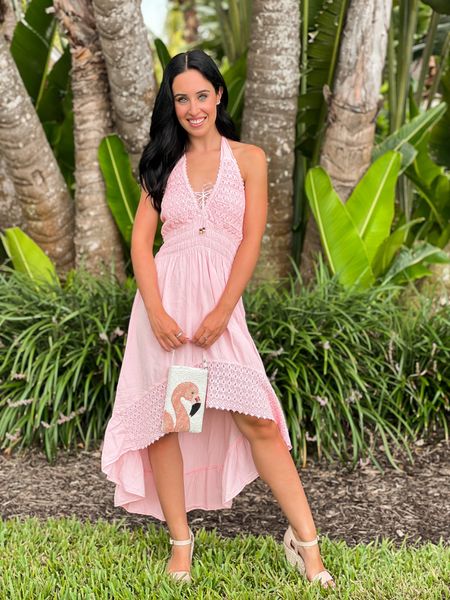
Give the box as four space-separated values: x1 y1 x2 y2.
10 0 75 190
305 151 449 288
10 0 57 104
383 241 450 283
0 227 58 285
382 3 450 251
373 103 450 248
291 1 450 263
0 133 154 282
98 135 141 248
373 103 447 168
292 0 350 260
305 165 375 288
297 0 349 164
222 51 247 129
421 0 450 17
194 0 251 64
406 132 450 247
429 61 450 168
212 0 251 64
154 38 171 71
305 151 404 288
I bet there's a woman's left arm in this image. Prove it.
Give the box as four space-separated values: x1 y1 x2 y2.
191 144 268 347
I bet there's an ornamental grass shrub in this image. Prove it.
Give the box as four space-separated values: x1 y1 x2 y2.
245 262 449 470
0 266 135 459
0 263 448 468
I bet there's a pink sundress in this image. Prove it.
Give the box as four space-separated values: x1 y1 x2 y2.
100 135 293 520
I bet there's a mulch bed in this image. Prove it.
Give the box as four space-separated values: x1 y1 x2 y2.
1 430 449 548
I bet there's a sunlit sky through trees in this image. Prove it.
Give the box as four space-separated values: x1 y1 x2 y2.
141 0 168 42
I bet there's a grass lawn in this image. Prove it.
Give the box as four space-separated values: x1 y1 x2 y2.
0 517 448 599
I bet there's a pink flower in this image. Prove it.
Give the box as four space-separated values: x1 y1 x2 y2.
314 395 328 406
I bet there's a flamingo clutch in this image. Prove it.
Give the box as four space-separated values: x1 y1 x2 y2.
162 352 208 434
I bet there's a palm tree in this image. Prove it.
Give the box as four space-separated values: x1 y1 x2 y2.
301 0 393 281
91 0 157 175
241 0 300 286
54 0 125 279
0 33 75 274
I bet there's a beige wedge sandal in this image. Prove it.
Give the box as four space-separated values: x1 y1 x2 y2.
166 527 195 583
283 525 336 589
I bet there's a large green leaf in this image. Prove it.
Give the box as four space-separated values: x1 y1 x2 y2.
305 167 374 288
408 135 450 224
37 44 71 123
222 51 247 124
213 0 251 63
383 242 450 284
0 227 58 284
11 2 74 191
429 64 450 168
10 0 56 105
44 83 75 194
154 39 171 70
372 218 425 278
297 0 349 162
373 103 447 162
39 46 75 193
98 135 140 247
421 0 450 14
346 151 402 264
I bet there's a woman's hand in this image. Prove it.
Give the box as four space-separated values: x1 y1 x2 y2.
147 308 190 352
191 305 233 349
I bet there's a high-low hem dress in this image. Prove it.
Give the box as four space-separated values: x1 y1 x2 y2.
100 135 292 521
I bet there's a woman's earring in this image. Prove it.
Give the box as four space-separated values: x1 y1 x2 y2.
216 99 220 105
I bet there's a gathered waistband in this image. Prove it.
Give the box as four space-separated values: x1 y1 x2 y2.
155 222 241 262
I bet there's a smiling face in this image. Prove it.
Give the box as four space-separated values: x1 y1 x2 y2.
172 69 222 137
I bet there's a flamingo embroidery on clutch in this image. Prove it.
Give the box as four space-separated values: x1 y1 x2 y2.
162 364 208 433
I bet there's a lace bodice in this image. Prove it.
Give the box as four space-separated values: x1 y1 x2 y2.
160 136 245 245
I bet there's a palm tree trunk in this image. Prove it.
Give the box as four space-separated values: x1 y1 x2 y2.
300 0 393 283
0 33 75 273
54 0 125 280
241 0 300 287
91 0 156 175
0 0 24 231
178 0 199 45
0 0 16 42
0 156 23 230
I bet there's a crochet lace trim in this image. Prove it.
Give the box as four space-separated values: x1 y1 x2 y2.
114 359 289 451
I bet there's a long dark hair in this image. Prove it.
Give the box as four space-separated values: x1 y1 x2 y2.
138 49 239 212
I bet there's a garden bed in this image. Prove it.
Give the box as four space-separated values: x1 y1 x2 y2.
1 429 448 547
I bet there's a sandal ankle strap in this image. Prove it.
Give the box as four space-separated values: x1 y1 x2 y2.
289 526 319 547
293 536 319 547
169 528 193 546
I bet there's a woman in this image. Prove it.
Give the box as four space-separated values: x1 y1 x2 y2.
101 49 335 590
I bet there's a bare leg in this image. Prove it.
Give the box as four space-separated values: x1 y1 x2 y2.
231 413 335 586
147 433 192 573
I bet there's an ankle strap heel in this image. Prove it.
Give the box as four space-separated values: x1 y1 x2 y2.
166 527 195 583
283 526 335 589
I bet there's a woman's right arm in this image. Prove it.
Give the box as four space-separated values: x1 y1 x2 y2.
131 187 165 316
130 187 189 351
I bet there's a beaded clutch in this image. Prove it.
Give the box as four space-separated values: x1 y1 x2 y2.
162 351 208 434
